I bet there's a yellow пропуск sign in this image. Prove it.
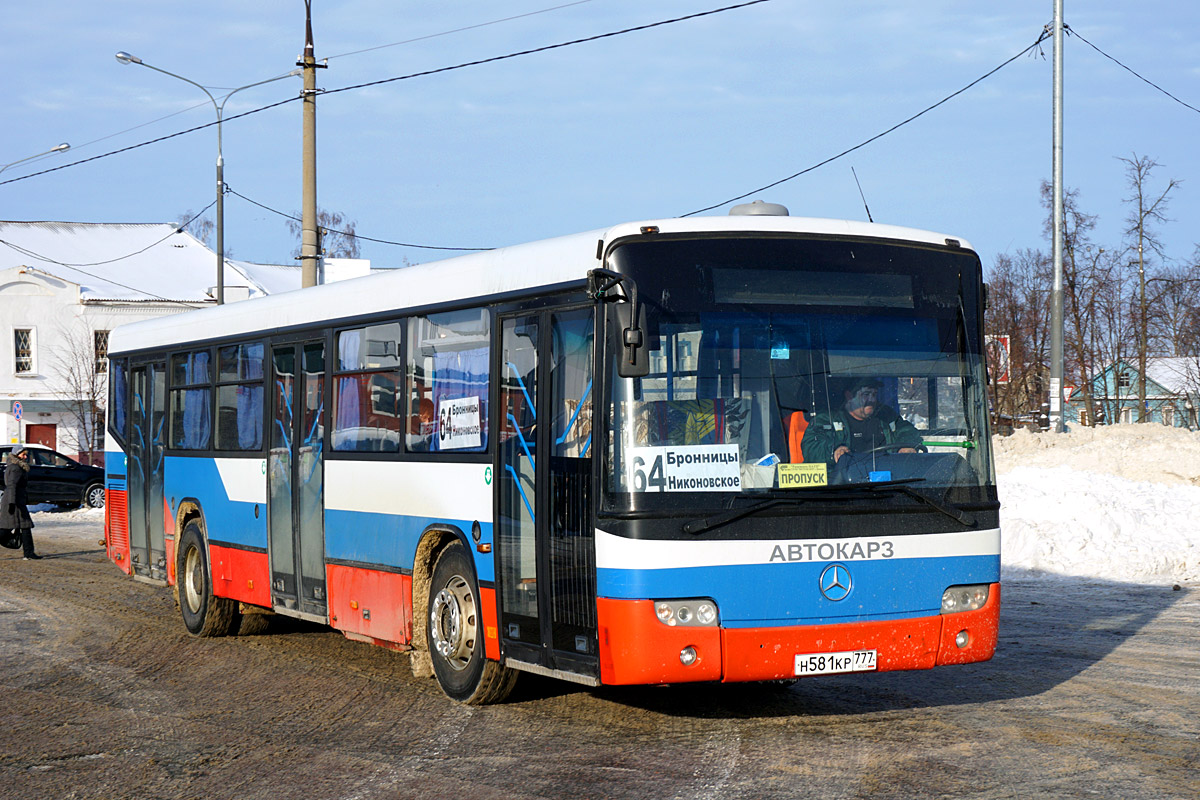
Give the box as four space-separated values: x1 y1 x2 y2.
778 463 828 488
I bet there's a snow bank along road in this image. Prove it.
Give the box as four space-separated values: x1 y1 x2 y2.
996 425 1200 585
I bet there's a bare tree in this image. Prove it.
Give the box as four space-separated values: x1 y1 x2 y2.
177 209 215 248
985 249 1052 425
287 208 362 259
1120 154 1179 422
1040 181 1107 425
49 322 107 465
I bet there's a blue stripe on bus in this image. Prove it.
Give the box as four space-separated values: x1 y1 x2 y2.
105 450 128 478
597 553 999 627
325 509 495 582
163 457 267 550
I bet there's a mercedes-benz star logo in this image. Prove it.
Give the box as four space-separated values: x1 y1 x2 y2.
819 563 853 602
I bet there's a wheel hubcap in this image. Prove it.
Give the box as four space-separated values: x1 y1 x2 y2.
430 575 477 671
184 546 204 613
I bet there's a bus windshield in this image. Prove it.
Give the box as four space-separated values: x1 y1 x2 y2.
604 235 994 510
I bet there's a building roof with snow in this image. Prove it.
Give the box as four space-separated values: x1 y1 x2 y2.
0 220 269 303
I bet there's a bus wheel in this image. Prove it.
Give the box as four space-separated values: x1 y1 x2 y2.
427 541 517 704
177 521 239 637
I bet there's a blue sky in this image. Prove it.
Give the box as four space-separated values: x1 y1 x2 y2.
3 1 1198 274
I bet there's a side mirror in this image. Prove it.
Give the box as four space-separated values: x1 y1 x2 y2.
611 302 649 378
590 267 650 378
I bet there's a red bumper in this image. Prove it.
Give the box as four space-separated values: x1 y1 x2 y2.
597 584 1000 685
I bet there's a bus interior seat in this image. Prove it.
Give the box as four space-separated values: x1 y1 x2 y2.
787 411 810 463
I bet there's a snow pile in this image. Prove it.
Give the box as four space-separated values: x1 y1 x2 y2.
995 425 1200 585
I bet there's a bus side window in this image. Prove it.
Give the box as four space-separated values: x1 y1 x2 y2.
406 309 490 454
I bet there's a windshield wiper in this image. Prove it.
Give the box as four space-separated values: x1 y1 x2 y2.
681 480 974 535
867 482 976 527
683 498 807 535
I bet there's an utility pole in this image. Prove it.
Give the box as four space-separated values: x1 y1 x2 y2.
1137 238 1147 422
300 0 323 289
1048 0 1066 432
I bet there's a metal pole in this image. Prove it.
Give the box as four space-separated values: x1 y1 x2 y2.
1049 0 1066 432
300 0 321 289
216 143 225 304
0 143 70 175
116 52 300 305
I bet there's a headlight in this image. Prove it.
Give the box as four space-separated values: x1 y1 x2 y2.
654 599 719 627
941 584 989 614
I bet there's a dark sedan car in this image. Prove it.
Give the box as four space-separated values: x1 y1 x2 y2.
1 445 105 509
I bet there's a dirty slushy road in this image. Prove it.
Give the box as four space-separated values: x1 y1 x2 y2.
2 512 1197 800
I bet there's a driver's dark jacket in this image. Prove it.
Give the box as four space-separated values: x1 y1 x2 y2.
800 405 921 464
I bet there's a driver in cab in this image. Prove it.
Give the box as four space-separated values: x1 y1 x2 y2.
801 377 922 465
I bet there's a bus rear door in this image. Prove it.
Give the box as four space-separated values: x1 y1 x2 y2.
268 339 329 621
496 306 598 683
127 360 167 583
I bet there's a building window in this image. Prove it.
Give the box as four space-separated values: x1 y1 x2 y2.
1120 407 1132 424
1163 406 1175 427
1117 371 1131 389
14 328 33 374
94 330 110 374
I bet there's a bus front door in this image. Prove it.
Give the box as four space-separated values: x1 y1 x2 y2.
496 307 598 682
268 340 328 621
127 361 167 583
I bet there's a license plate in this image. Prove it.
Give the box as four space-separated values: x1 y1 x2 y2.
794 649 877 676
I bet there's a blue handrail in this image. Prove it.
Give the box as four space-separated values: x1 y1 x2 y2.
554 380 592 447
505 361 536 421
504 464 536 521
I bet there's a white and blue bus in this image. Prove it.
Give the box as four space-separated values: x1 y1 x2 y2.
104 204 1000 704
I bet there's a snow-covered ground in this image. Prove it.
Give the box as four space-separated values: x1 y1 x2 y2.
996 424 1200 585
25 424 1200 587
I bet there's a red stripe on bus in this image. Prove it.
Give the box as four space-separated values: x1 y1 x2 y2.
105 488 131 575
208 544 272 607
935 583 1000 666
597 584 1000 685
479 586 500 661
326 563 413 647
597 598 723 685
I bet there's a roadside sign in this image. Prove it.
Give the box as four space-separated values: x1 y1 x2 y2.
12 401 21 421
985 335 1010 385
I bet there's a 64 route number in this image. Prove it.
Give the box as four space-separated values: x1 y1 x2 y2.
631 455 666 492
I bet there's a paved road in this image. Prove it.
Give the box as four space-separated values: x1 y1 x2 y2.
1 512 1197 800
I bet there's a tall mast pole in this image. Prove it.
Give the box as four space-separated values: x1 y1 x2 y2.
1049 0 1066 432
300 0 321 288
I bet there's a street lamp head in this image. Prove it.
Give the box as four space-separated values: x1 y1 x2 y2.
115 51 143 65
52 143 70 153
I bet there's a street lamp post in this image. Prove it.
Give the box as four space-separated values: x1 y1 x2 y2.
0 143 70 175
116 52 299 304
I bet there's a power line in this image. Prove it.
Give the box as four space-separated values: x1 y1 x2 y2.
0 98 298 188
19 4 595 176
1066 27 1200 117
682 29 1052 217
325 0 600 61
323 0 771 97
0 1 770 189
227 189 492 251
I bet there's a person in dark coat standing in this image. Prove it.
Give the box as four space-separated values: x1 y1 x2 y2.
1 445 40 559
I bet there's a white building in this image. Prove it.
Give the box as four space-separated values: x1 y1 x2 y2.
0 220 370 461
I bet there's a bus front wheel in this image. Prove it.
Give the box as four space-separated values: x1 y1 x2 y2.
426 540 517 704
177 521 239 637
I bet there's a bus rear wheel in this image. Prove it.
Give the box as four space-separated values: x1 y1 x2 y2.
427 540 517 704
177 521 239 637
